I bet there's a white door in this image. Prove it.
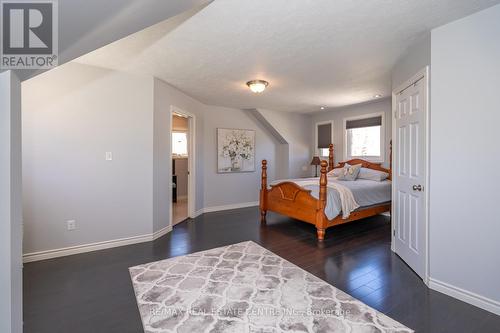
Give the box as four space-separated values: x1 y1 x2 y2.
393 69 428 279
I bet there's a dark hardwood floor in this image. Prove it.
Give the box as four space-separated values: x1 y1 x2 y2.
24 208 500 333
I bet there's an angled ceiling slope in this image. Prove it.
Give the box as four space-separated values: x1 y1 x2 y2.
76 0 500 112
5 0 212 81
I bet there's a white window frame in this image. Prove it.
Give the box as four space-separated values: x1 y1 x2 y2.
314 120 334 158
343 112 385 163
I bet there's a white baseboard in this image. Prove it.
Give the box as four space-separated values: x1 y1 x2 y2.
429 278 500 316
23 225 173 263
153 225 172 240
193 209 204 218
202 201 259 213
23 201 258 263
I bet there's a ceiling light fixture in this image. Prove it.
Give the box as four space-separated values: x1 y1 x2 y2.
246 80 269 93
374 94 383 98
320 106 325 110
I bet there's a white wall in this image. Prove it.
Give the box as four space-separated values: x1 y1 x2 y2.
430 4 500 314
392 33 431 90
21 66 288 255
310 98 392 169
0 70 23 333
203 105 277 208
22 63 155 254
256 109 311 178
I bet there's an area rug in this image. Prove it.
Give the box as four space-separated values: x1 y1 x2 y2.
129 241 412 333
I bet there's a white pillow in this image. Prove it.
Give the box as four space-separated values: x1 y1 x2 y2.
337 164 362 181
357 167 389 181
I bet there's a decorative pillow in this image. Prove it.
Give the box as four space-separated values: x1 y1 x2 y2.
357 167 389 182
327 168 343 177
337 163 362 181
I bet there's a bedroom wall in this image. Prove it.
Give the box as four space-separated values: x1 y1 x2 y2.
392 33 431 90
0 70 23 333
202 105 278 209
255 109 311 178
310 98 392 169
22 68 281 255
429 4 500 313
22 62 155 254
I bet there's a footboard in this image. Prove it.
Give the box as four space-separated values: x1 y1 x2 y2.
260 160 330 240
266 182 318 225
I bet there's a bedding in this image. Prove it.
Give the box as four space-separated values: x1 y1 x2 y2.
358 167 389 181
270 177 391 220
337 163 362 181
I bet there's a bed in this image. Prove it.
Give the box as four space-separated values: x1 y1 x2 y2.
259 144 392 241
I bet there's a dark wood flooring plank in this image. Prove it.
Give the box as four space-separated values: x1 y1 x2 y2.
23 207 500 333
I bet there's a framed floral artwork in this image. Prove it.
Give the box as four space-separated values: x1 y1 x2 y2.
217 128 255 173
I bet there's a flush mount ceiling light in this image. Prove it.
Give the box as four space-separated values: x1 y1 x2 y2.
320 106 325 110
246 80 269 93
374 94 383 98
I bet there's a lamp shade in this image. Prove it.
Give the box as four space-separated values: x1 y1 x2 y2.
310 156 321 166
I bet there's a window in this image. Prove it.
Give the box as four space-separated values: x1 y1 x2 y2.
315 121 333 157
172 132 188 156
344 114 384 162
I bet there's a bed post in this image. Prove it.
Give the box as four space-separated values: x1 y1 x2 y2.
316 160 328 240
260 160 267 224
328 144 334 171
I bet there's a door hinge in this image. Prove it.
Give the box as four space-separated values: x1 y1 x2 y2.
393 229 396 237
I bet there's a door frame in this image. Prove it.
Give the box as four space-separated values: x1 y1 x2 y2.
169 105 196 226
391 66 430 285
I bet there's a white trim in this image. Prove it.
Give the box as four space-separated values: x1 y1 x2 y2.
202 201 259 214
391 66 430 285
170 106 196 225
23 225 173 263
429 278 500 316
152 225 172 240
314 120 334 157
343 111 385 163
193 209 204 218
22 200 261 263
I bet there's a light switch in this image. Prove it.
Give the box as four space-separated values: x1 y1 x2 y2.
105 152 113 161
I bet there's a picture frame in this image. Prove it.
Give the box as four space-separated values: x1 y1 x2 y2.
217 128 256 173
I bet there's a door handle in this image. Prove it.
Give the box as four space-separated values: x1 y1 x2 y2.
412 185 423 191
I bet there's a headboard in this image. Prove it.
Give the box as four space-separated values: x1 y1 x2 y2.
327 142 392 180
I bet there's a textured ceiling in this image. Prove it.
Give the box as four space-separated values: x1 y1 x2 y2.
76 0 500 112
5 0 212 81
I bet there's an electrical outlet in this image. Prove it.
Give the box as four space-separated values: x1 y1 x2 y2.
105 152 113 161
67 220 76 231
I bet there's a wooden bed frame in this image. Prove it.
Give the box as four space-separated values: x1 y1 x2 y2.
260 143 392 241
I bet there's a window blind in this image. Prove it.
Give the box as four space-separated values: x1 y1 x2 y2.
346 116 382 130
317 123 332 148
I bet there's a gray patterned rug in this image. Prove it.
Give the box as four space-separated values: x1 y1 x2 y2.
129 241 412 333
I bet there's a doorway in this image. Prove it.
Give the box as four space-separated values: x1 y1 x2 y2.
170 106 195 226
391 67 430 282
